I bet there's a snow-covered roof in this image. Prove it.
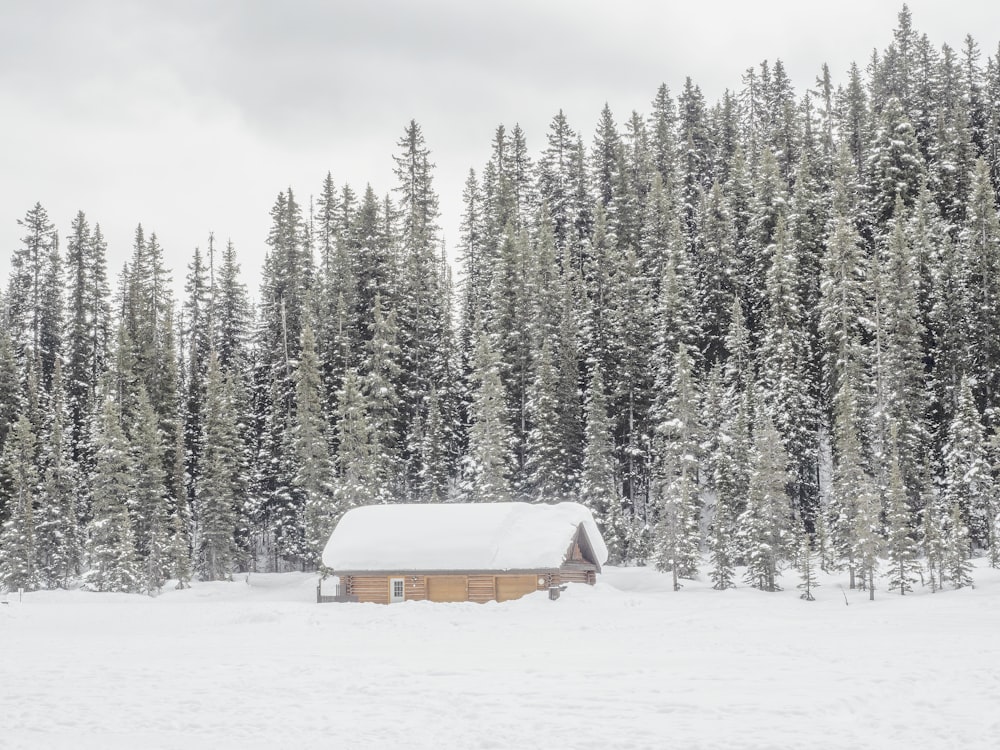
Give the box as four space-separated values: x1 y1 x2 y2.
322 501 608 573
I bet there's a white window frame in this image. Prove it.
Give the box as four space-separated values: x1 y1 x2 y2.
389 577 405 603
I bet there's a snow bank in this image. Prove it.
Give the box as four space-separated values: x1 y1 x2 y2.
321 501 608 572
5 562 1000 749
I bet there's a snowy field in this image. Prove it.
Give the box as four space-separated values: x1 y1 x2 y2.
4 563 1000 750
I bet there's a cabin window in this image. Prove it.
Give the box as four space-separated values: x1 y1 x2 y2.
390 577 405 603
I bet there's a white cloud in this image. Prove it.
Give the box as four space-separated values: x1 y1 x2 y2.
1 0 997 297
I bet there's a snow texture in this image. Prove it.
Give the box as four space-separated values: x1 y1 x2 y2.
321 501 608 572
3 562 1000 749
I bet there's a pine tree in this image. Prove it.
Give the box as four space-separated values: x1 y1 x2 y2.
166 419 192 588
795 531 819 601
651 345 701 589
958 160 1000 413
0 323 19 470
739 411 793 592
885 439 920 594
415 386 451 502
213 239 250 373
827 361 877 588
943 499 974 589
488 223 532 488
920 496 945 592
711 386 751 589
868 96 923 227
525 338 565 501
818 146 867 410
880 203 930 503
183 243 214 524
35 360 82 588
253 189 312 566
361 295 401 502
463 326 513 503
852 467 881 600
393 121 450 497
695 181 736 364
294 326 336 565
132 385 171 594
85 390 140 593
579 366 623 561
197 353 242 581
0 415 39 591
8 203 62 391
760 216 818 524
64 212 111 474
941 375 993 545
538 110 579 253
333 368 376 514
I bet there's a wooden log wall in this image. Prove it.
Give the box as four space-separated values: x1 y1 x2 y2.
559 564 596 584
345 575 389 604
468 575 495 603
405 576 427 601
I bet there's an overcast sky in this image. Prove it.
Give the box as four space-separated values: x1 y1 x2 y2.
2 0 998 297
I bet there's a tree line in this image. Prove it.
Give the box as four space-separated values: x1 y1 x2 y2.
1 6 999 598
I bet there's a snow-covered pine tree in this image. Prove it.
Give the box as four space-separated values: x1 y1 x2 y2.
213 239 250 373
695 181 736 365
253 189 312 566
132 384 171 594
35 359 82 588
361 295 401 502
294 325 335 566
580 365 623 562
313 174 355 419
818 146 867 414
64 212 111 478
0 324 19 472
941 375 993 546
852 467 881 601
463 326 513 503
393 121 451 499
649 84 677 199
537 110 579 254
415 385 451 502
738 410 794 592
183 243 214 530
826 345 874 587
607 241 655 512
650 344 701 589
867 96 923 228
0 415 39 592
880 201 930 505
958 159 1000 415
8 203 62 392
885 438 920 594
85 389 140 593
553 255 584 497
197 352 241 580
760 215 818 527
677 77 711 249
943 499 974 589
525 337 564 502
166 419 192 588
710 386 751 590
795 529 819 601
333 367 376 514
488 223 532 490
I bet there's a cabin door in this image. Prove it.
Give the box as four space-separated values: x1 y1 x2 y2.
389 577 405 603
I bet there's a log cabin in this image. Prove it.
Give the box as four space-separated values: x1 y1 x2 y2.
320 502 608 604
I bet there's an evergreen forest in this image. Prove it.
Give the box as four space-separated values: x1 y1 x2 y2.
3 7 1000 598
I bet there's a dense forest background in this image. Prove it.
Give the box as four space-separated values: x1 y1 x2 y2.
2 7 999 597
